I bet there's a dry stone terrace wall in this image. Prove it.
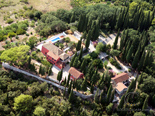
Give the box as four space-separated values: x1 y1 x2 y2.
2 62 94 99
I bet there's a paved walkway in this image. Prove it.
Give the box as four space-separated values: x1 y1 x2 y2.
52 64 70 80
2 62 94 99
98 33 121 47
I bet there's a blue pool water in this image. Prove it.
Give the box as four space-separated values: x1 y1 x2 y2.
51 37 60 43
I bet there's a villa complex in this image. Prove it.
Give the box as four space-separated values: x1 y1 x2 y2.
41 42 70 69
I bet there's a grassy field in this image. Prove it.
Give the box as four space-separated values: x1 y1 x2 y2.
0 0 72 25
28 0 72 12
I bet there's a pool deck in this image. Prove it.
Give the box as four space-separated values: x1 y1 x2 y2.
45 32 66 43
36 32 66 51
65 34 79 43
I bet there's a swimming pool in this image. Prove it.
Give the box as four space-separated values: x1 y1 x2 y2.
51 37 60 43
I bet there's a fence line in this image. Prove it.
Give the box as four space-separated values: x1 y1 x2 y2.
2 63 94 99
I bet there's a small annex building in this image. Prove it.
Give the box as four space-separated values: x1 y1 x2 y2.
41 42 69 69
115 82 128 95
111 73 129 86
68 67 84 80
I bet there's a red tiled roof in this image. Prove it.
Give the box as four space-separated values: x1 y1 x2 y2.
42 43 69 61
115 82 127 92
112 73 129 84
68 67 83 79
47 51 59 60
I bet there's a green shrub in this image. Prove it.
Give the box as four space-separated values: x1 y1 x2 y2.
8 32 16 37
16 29 26 35
53 90 60 96
6 18 14 24
32 51 36 57
26 33 29 36
20 0 28 4
90 51 98 59
93 59 103 69
36 57 41 62
128 68 131 72
107 1 111 5
15 36 19 39
109 58 121 69
30 23 35 27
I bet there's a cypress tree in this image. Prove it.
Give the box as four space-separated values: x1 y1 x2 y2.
106 85 112 104
126 45 134 63
80 59 86 72
78 46 83 61
94 20 100 40
123 29 129 46
91 73 96 85
142 95 149 110
70 12 75 23
143 51 149 68
82 31 87 40
119 30 125 50
83 15 88 32
48 67 52 76
111 10 117 30
113 29 120 49
138 73 143 85
137 51 145 72
124 40 132 59
94 88 99 103
132 46 141 69
118 94 125 109
100 90 105 104
146 11 150 29
69 89 74 103
85 31 91 49
76 40 81 51
39 65 42 74
123 14 129 29
64 77 66 86
126 80 135 93
121 46 127 61
97 75 104 89
110 89 115 102
60 68 63 78
41 67 45 76
63 86 66 98
70 52 77 67
81 78 87 91
73 79 76 89
57 72 60 82
73 57 79 68
68 81 72 94
28 56 31 68
66 74 70 87
148 52 153 66
90 84 94 94
77 15 83 32
152 95 155 107
115 11 123 30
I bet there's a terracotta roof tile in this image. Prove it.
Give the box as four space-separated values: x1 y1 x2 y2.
42 43 63 56
47 51 59 60
112 73 129 84
43 42 69 61
115 82 127 92
68 67 83 79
